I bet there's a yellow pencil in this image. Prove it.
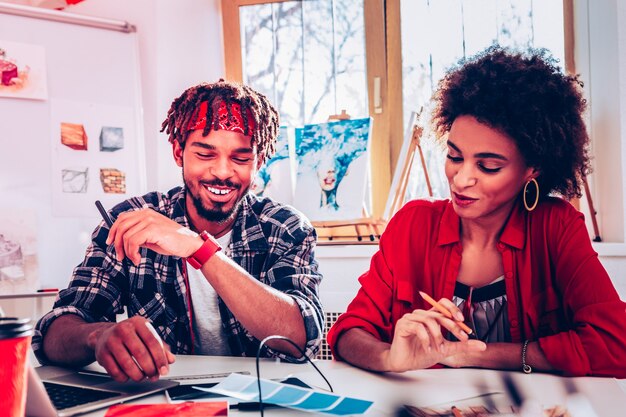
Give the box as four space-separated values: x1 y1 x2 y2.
451 406 464 417
418 291 473 335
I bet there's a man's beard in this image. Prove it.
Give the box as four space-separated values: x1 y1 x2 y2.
184 176 247 224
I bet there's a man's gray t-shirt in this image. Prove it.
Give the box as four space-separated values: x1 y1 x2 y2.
188 231 232 355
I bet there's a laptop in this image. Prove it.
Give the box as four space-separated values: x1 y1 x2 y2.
26 365 179 417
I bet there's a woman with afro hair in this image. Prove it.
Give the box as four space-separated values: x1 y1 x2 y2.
327 46 626 377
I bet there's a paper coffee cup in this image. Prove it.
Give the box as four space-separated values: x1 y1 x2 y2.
0 317 34 417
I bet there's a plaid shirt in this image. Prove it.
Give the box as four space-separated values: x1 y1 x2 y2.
33 187 323 363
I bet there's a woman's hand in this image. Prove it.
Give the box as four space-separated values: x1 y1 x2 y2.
384 298 486 372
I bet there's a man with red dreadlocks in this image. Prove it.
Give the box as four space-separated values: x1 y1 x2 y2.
33 80 324 382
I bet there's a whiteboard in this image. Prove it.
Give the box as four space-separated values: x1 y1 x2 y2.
0 9 145 293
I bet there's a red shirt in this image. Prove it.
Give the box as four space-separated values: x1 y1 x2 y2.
327 198 626 377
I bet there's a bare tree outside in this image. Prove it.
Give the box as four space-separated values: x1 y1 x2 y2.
237 0 565 206
401 0 564 135
399 0 565 202
239 0 368 128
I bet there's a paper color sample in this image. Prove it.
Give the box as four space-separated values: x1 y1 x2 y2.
103 401 228 416
200 373 373 415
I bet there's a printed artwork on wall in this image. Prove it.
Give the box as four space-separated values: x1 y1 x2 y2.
251 126 296 204
50 99 145 217
0 209 38 294
0 40 48 100
293 118 372 221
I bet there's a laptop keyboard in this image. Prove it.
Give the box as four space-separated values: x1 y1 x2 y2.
43 381 121 410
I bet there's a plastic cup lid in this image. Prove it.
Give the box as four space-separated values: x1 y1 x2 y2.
0 317 34 339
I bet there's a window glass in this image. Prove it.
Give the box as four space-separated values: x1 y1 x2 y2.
239 0 368 127
399 0 565 199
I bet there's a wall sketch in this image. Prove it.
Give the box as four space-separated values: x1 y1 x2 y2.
0 40 47 100
100 126 124 152
61 122 88 150
62 167 89 193
0 209 38 294
50 99 144 217
293 118 371 221
100 168 126 194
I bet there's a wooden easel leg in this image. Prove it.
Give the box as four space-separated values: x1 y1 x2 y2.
416 142 433 197
583 177 602 242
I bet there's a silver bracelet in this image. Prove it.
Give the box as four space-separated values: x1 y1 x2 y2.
522 339 532 374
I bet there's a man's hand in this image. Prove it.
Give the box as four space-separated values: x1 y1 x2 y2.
106 209 202 265
86 316 176 383
384 298 486 372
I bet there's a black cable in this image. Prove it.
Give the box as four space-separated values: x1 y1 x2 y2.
255 335 333 417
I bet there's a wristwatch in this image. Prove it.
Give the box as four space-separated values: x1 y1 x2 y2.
186 231 221 269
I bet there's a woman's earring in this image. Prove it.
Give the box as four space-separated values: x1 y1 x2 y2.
523 178 539 211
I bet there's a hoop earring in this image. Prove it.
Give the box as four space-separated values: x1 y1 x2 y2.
523 178 539 212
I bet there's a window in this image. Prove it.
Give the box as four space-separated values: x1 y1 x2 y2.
222 0 390 216
223 1 575 222
392 0 566 203
399 0 565 132
238 1 368 127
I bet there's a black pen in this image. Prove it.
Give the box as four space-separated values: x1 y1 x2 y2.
95 200 114 227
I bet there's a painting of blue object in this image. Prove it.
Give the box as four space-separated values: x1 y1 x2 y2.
252 126 295 205
293 117 371 221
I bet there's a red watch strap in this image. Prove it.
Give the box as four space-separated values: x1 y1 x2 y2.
186 231 221 269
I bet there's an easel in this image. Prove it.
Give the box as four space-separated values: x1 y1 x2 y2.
386 115 433 219
582 178 602 242
562 29 602 241
312 110 386 244
328 109 351 121
312 212 386 244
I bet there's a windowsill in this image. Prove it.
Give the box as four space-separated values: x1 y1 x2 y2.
593 242 626 257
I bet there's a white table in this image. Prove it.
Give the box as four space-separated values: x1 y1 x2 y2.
45 355 626 416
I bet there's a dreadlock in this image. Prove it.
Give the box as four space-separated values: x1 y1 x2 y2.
160 79 279 164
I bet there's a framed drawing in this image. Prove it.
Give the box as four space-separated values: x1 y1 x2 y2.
0 209 38 294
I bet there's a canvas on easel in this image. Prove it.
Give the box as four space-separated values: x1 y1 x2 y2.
384 109 448 221
251 126 296 205
293 117 372 221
